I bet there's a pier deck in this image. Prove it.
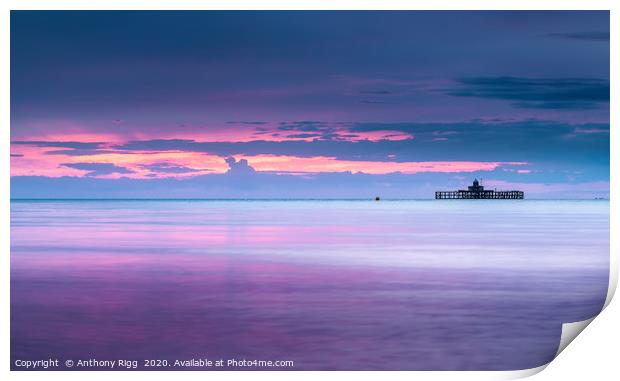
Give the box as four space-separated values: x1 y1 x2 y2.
435 190 524 199
435 179 524 199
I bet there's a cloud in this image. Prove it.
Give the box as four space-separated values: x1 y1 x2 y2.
61 162 134 177
139 163 204 174
11 141 104 149
278 121 332 132
277 121 356 141
275 121 411 141
359 90 393 95
15 121 607 181
574 128 609 134
45 149 124 156
445 76 609 110
546 31 610 41
11 153 24 157
512 101 599 110
359 100 396 104
285 133 322 139
109 120 609 165
225 157 256 175
226 121 268 125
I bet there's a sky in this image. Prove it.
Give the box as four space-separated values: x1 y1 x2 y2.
10 11 610 198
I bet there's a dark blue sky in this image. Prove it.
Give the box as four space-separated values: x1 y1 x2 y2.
10 11 610 198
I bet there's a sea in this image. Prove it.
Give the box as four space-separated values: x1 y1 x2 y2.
10 200 610 370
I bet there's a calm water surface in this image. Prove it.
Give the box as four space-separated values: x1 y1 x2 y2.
10 200 609 370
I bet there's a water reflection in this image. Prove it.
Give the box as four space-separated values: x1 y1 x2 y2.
11 200 609 370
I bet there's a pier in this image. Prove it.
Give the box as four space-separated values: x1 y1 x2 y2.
435 179 524 199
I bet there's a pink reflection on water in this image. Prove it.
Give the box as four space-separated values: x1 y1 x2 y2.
11 200 609 370
11 223 381 251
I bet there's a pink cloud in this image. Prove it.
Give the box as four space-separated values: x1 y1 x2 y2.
10 146 89 177
13 118 415 145
242 155 525 175
10 140 527 179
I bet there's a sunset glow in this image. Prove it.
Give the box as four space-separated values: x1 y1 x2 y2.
10 11 609 198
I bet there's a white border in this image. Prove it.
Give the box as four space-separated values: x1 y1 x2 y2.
2 1 617 380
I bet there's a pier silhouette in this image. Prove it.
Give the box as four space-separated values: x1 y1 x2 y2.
435 179 524 199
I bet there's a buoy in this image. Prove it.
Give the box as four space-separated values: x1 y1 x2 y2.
375 196 380 201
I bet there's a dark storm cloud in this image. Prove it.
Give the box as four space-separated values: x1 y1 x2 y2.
61 163 134 177
547 31 610 41
446 77 609 110
11 141 105 149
